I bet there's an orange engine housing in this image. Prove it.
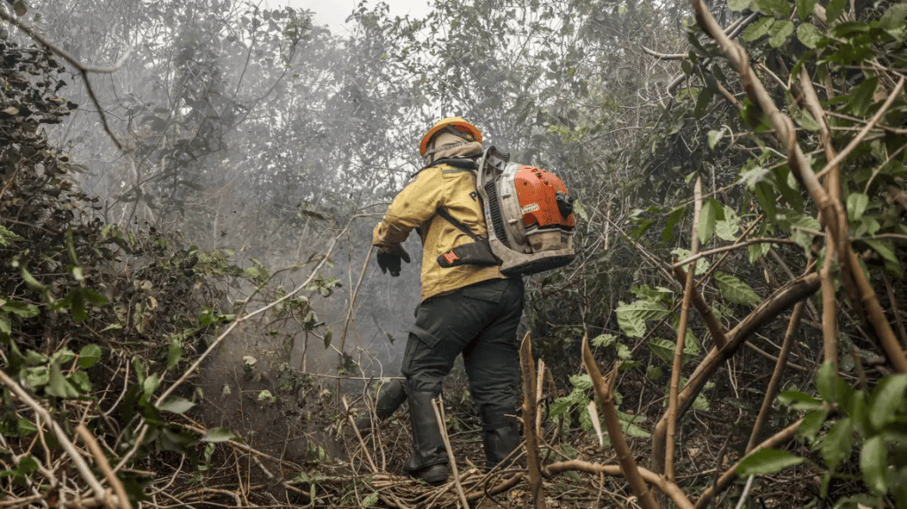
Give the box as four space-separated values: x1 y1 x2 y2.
513 166 575 228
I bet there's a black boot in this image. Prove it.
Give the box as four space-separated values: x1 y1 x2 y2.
483 421 521 471
356 379 407 436
403 383 449 485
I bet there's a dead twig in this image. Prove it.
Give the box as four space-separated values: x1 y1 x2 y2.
672 265 727 349
672 238 797 269
581 337 658 509
0 370 112 506
343 396 378 473
75 425 133 509
544 461 694 509
432 397 470 509
667 177 703 482
520 332 545 508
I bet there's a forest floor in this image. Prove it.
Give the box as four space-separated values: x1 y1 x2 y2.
175 330 820 509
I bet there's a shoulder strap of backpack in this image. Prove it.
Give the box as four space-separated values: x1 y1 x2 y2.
436 206 484 243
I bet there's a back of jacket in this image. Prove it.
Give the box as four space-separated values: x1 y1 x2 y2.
373 162 505 302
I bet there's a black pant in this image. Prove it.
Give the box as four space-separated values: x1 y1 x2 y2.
401 277 524 429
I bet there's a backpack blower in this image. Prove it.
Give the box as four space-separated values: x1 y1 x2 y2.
476 146 576 276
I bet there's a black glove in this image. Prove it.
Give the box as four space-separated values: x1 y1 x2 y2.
376 246 411 277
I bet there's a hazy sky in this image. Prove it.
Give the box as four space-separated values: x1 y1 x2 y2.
282 0 432 34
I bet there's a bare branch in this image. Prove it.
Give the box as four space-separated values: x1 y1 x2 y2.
544 461 694 509
519 332 545 508
582 337 659 509
75 425 133 509
667 177 703 481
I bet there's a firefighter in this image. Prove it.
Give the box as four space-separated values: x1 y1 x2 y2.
373 117 524 485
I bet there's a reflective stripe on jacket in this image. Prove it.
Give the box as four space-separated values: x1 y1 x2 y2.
373 162 505 302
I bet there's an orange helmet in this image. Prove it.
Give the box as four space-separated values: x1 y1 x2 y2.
419 117 482 157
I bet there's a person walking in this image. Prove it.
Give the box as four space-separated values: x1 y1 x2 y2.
373 117 524 485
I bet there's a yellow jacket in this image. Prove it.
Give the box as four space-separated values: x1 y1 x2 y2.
373 162 505 302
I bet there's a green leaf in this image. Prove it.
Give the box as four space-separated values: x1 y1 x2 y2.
816 360 837 402
694 89 714 120
778 390 823 411
16 416 36 436
860 435 888 494
167 337 182 371
615 300 670 337
797 23 822 48
20 267 46 292
2 301 39 318
363 493 379 507
0 225 25 245
737 448 804 477
769 20 795 48
649 338 675 363
754 0 789 17
869 374 907 429
83 289 108 306
322 329 332 349
714 272 761 306
698 198 720 244
743 17 775 41
50 348 76 365
16 456 38 475
847 193 869 221
69 289 87 322
158 396 196 414
864 239 898 265
715 207 740 241
684 329 701 356
570 374 593 391
77 344 102 369
821 417 854 471
799 409 829 443
202 427 239 443
663 206 685 242
754 183 777 222
880 3 907 29
23 366 49 389
729 0 752 11
825 0 847 24
24 350 47 366
67 371 91 392
143 373 160 398
794 109 822 131
618 411 650 438
591 334 616 348
847 78 878 117
707 129 724 150
796 0 818 20
647 365 663 379
673 248 710 275
46 361 81 398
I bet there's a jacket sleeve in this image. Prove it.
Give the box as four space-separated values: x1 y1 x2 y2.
373 169 446 248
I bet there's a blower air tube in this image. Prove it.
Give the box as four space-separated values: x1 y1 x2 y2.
485 180 508 246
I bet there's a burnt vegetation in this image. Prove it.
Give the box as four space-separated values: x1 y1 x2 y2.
2 0 907 508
